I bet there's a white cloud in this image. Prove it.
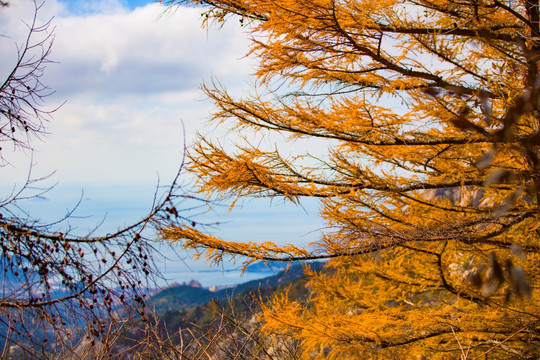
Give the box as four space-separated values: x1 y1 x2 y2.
45 4 253 97
1 0 255 186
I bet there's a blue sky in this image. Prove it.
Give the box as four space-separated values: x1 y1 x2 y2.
58 0 159 13
0 0 323 280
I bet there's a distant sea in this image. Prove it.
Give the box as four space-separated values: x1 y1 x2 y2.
0 183 322 288
158 270 281 288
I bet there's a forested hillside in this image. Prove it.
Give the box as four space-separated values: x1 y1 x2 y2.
102 262 322 359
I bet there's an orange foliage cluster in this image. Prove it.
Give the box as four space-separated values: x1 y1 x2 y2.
163 0 540 358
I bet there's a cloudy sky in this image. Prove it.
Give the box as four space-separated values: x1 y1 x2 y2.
0 0 322 278
2 0 254 185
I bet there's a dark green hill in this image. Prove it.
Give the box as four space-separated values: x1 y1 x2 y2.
148 285 214 314
216 261 323 297
112 262 326 357
148 261 324 314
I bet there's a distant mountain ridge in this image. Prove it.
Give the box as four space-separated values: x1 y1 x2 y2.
243 260 290 272
148 261 324 314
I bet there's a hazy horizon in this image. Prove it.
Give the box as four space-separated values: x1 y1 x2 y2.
4 182 323 287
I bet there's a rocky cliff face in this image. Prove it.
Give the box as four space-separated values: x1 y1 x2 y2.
423 186 487 207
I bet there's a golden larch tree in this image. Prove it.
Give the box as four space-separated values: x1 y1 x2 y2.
162 0 540 358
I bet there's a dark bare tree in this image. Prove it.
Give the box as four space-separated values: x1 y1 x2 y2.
0 1 193 357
